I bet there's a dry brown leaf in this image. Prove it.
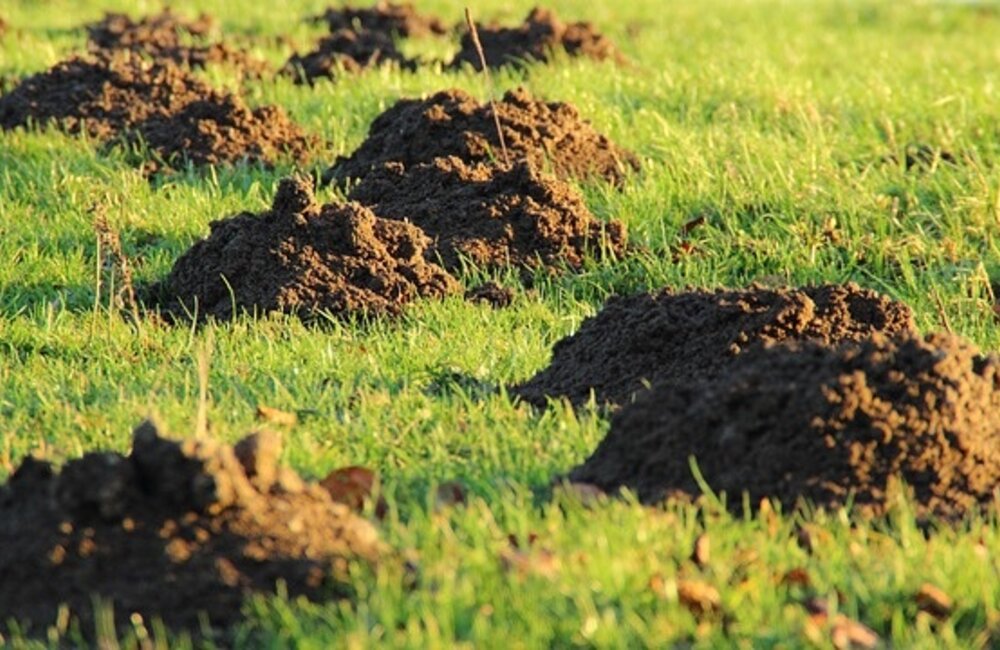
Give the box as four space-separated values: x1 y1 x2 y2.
915 583 953 619
255 405 297 426
677 579 721 617
691 533 710 568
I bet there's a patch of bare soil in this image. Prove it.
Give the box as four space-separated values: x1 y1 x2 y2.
158 177 459 321
324 87 639 186
0 421 381 637
570 332 1000 520
450 7 623 70
465 282 514 308
348 156 626 272
513 283 916 407
282 28 416 85
313 2 447 38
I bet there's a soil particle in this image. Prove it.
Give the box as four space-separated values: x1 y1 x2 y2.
324 87 639 186
159 176 459 321
282 28 416 85
513 283 916 407
347 156 627 272
0 420 380 637
450 7 623 70
313 2 447 38
465 281 515 308
569 332 1000 520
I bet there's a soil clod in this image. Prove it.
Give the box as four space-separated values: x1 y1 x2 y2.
158 176 459 321
514 283 916 407
313 2 447 38
569 332 1000 520
325 87 638 186
282 28 416 85
465 282 515 308
0 420 380 636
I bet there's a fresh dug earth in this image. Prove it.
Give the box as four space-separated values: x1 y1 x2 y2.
282 28 416 85
0 420 380 636
450 7 624 70
348 156 627 272
313 2 447 38
325 87 639 186
0 53 313 171
570 332 1000 520
158 177 459 321
514 283 916 407
86 10 267 75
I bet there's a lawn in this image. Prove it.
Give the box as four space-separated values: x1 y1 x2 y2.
1 0 1000 647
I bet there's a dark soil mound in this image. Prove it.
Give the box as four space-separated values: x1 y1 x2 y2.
514 283 916 407
0 421 380 637
465 282 514 308
282 28 416 85
159 177 459 321
0 53 313 171
348 156 627 272
314 2 447 38
324 87 639 186
450 7 623 70
87 10 267 75
570 332 1000 520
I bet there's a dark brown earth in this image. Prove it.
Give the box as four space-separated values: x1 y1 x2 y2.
324 87 639 186
158 177 459 321
0 53 314 171
450 7 624 70
313 2 447 38
348 156 627 272
0 421 381 637
87 10 268 75
282 28 416 85
465 282 515 308
513 283 916 407
570 332 1000 520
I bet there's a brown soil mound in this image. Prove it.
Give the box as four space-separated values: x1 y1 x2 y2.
324 87 639 186
450 7 623 70
159 177 459 321
347 156 627 272
0 53 313 171
87 10 268 75
513 283 916 407
0 421 380 636
314 2 447 38
282 28 416 85
570 332 1000 520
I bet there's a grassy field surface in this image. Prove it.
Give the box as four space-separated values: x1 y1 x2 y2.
2 0 1000 647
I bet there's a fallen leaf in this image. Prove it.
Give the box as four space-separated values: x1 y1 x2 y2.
915 583 953 619
677 579 721 617
691 533 710 568
255 405 297 426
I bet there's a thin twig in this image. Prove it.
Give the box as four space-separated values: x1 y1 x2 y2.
464 7 509 166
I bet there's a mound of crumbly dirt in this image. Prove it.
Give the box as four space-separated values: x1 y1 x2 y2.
0 421 380 636
87 10 268 75
314 1 447 38
159 177 459 321
570 332 1000 520
325 87 639 186
514 283 916 407
282 28 416 84
348 156 626 272
450 7 623 70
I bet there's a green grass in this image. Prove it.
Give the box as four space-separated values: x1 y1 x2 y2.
2 0 1000 646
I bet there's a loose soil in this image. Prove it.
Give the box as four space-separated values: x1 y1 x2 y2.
347 156 627 272
465 282 515 308
450 7 624 70
324 87 639 186
158 177 459 321
513 283 916 407
0 53 314 171
570 332 1000 520
314 2 447 38
0 421 381 637
282 28 417 85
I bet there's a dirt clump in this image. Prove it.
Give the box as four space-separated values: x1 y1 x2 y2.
313 2 447 38
570 332 1000 520
450 7 623 70
158 176 459 321
325 87 639 186
282 28 416 85
465 282 515 308
0 421 381 637
514 283 916 407
348 156 626 272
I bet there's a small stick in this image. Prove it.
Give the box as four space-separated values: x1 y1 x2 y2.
464 7 509 166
